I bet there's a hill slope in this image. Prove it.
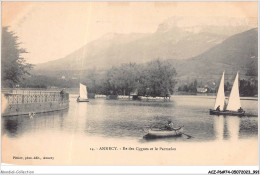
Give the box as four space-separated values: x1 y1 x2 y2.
35 17 255 72
173 28 258 82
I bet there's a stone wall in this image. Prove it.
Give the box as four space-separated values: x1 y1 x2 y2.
1 90 69 116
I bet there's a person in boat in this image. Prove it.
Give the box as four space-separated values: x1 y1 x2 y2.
60 89 65 99
165 120 174 131
165 120 183 135
60 89 65 94
238 107 244 113
216 105 220 111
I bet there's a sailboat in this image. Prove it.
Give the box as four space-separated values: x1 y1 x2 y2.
210 72 245 116
77 83 89 102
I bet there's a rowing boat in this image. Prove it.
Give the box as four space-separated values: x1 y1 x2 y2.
144 126 183 138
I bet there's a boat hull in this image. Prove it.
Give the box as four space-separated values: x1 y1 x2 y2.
209 109 245 116
144 129 182 138
77 99 89 102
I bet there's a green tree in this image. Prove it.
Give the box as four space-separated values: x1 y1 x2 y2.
2 27 33 87
83 68 98 93
188 79 198 93
102 63 141 95
118 63 140 95
102 59 177 97
246 59 258 76
141 59 177 97
239 79 258 97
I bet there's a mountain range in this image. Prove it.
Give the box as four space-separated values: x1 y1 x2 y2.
35 16 257 82
172 28 257 82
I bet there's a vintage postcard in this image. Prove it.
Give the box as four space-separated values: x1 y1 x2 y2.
1 1 258 168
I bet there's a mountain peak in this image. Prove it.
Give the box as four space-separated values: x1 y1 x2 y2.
156 16 256 33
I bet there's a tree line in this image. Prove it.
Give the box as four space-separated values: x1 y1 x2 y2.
6 61 178 97
2 27 33 88
83 60 177 97
178 79 257 97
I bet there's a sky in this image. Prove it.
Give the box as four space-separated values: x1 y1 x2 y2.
2 1 258 64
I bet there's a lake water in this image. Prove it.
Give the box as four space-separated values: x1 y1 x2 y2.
2 95 258 165
2 95 258 142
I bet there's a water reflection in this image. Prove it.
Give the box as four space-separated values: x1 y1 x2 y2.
4 117 19 137
226 116 240 141
1 96 258 142
74 102 88 133
59 110 65 129
214 115 224 140
213 115 242 141
2 109 68 137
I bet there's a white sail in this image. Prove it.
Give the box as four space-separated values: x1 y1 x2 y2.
226 72 241 111
214 72 225 111
79 83 88 99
